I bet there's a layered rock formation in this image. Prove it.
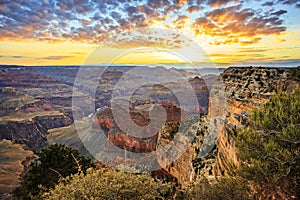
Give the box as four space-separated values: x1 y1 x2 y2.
91 105 212 187
1 66 212 190
0 113 73 152
2 65 299 192
156 67 300 187
0 67 93 118
0 85 74 152
211 67 300 176
92 104 184 154
156 116 200 187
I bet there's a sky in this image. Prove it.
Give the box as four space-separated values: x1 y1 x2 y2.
0 0 300 67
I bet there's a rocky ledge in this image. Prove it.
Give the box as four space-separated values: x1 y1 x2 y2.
210 67 300 176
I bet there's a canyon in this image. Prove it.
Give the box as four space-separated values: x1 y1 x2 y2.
212 67 300 176
0 65 299 197
90 67 300 187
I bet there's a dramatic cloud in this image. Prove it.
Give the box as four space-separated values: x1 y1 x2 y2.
0 0 297 47
205 0 236 7
186 5 201 13
192 4 287 45
271 10 287 16
262 2 274 6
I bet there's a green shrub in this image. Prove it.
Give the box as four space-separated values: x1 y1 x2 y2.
185 89 299 199
43 168 174 200
13 144 94 199
183 177 249 200
235 89 300 198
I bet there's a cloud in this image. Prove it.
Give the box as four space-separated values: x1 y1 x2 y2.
272 0 300 9
186 5 201 13
251 58 300 66
192 4 287 45
240 37 262 45
37 56 74 60
262 2 274 6
209 52 265 58
173 15 190 29
0 55 25 59
147 0 171 9
0 0 295 47
108 29 185 49
208 53 235 57
237 48 271 53
271 10 287 16
205 0 236 7
280 0 299 5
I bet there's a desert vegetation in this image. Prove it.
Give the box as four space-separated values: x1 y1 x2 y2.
12 144 94 199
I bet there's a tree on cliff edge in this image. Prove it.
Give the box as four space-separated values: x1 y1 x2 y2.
13 144 94 199
184 89 299 200
235 88 300 199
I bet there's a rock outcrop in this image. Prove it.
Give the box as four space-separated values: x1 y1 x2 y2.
92 104 213 187
156 117 200 187
0 86 74 152
211 67 300 176
0 113 73 152
92 104 184 154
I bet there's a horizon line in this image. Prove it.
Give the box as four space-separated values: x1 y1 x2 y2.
0 63 299 69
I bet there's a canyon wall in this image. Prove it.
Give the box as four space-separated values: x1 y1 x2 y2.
3 66 299 190
0 113 73 152
150 67 299 186
210 67 300 176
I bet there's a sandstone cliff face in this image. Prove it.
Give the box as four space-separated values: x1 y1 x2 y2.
93 105 183 154
89 74 216 187
92 103 214 187
156 117 201 188
211 67 300 176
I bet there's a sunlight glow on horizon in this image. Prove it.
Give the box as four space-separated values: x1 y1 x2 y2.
0 0 300 67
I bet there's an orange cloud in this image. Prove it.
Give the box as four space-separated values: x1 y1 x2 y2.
192 5 286 45
0 0 296 53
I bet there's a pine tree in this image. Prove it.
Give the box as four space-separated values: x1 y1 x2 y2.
235 89 300 199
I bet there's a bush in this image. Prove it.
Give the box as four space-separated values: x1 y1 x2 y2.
182 177 249 200
43 168 174 200
13 144 94 199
